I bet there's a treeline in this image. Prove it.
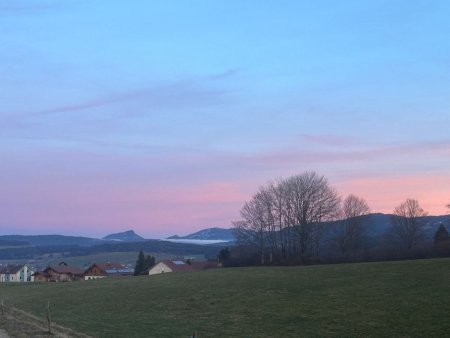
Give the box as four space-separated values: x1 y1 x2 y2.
0 240 223 260
222 171 450 267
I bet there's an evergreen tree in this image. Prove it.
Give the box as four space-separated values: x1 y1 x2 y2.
218 247 230 264
134 250 147 276
434 223 450 245
145 255 155 269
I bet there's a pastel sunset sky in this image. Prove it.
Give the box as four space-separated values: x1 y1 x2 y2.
1 1 449 238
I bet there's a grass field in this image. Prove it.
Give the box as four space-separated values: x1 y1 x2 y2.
1 258 450 337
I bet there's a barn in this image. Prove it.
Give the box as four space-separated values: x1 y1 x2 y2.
82 262 133 280
34 262 83 282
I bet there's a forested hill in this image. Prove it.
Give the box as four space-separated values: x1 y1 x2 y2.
0 235 101 247
0 239 223 260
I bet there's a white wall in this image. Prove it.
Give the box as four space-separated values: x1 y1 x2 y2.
0 265 35 283
148 262 172 275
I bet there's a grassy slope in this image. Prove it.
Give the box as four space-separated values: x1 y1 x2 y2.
1 258 450 338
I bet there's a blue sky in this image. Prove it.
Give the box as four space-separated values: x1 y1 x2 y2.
1 1 449 237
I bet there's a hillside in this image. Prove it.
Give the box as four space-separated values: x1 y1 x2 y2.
167 213 450 242
1 258 449 337
102 230 145 242
0 235 101 247
0 239 222 261
168 227 235 241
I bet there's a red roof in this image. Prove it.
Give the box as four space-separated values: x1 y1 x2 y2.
94 262 125 271
160 260 194 272
45 264 83 275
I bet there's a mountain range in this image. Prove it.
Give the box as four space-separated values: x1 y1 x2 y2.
1 213 449 249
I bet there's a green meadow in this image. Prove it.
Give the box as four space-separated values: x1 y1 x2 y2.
1 258 450 337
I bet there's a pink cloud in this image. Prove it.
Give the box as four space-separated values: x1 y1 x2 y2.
336 174 450 215
1 138 449 237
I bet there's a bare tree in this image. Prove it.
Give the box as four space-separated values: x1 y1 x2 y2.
233 171 341 264
335 194 370 257
390 199 428 250
233 187 273 265
267 181 288 262
282 171 341 262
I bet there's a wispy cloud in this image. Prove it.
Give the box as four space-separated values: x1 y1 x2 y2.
3 80 230 119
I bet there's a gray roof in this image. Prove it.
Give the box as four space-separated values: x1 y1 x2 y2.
0 264 25 274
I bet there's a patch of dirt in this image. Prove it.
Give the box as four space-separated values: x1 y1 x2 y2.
0 308 91 338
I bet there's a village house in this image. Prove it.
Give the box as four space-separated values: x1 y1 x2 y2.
81 262 134 280
34 262 84 282
0 264 35 283
146 260 217 276
147 260 193 275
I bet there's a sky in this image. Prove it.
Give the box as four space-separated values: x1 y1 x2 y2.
1 0 450 238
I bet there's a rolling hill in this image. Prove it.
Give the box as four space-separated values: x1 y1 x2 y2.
1 258 449 337
0 235 101 247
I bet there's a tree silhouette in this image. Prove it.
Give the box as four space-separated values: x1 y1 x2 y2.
134 250 147 276
390 199 428 250
145 255 155 269
434 223 449 245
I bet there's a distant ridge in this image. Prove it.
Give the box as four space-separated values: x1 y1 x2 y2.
167 214 450 242
102 230 145 242
0 235 101 247
168 227 235 241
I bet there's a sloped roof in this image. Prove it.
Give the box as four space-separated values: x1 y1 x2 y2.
95 262 125 271
83 262 133 276
160 260 194 272
0 264 25 274
45 264 83 275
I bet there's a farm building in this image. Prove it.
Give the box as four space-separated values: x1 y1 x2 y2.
146 260 218 276
82 262 134 280
147 260 193 275
32 271 51 282
34 262 84 282
0 264 35 283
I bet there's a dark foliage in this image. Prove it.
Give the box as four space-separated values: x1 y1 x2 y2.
145 255 156 269
218 247 230 264
434 223 450 244
134 250 147 276
0 240 223 260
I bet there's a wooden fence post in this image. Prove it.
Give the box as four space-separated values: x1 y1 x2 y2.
47 300 52 334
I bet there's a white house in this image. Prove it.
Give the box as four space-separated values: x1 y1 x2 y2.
147 260 193 275
146 260 218 276
0 264 35 282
